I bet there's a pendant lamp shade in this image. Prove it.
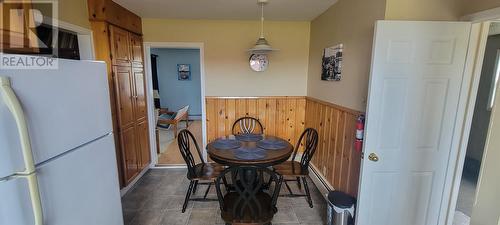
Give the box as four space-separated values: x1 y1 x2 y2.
248 0 278 54
248 37 276 54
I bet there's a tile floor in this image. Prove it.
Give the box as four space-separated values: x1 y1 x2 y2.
122 169 327 225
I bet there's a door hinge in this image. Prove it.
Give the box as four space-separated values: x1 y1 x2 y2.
361 152 365 159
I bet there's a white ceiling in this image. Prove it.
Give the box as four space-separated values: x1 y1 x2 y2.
114 0 338 21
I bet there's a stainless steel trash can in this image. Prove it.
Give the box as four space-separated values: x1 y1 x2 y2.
326 191 355 225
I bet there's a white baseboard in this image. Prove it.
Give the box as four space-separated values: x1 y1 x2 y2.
188 115 202 120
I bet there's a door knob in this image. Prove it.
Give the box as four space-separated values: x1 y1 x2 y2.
368 153 379 162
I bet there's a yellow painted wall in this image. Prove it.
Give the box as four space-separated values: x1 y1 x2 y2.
306 0 500 112
306 0 386 111
385 0 461 21
32 0 90 29
142 19 310 97
385 0 500 20
460 0 500 16
57 0 90 29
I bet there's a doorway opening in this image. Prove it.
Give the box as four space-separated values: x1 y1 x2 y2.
152 48 202 165
453 22 500 225
145 45 206 166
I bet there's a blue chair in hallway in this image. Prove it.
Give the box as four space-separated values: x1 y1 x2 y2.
158 105 190 138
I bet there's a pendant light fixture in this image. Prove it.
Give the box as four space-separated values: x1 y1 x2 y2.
248 0 277 54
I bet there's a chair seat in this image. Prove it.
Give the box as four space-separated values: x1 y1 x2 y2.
273 161 309 176
157 113 176 129
188 162 225 180
221 192 276 224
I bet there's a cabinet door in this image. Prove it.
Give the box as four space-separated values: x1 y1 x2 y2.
1 2 39 54
130 33 144 67
120 126 138 183
114 66 135 128
137 120 151 170
109 25 131 66
133 68 147 121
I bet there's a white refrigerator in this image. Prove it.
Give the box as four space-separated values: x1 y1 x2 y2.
0 56 124 225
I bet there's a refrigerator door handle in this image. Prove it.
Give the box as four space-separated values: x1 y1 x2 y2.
1 76 44 225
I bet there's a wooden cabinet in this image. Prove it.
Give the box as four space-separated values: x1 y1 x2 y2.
121 126 138 183
0 2 40 54
130 33 144 67
121 118 150 183
110 25 131 67
89 1 150 188
133 68 147 121
111 35 149 185
137 120 151 170
114 66 148 182
113 66 135 128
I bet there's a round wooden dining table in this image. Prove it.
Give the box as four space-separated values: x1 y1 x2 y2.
207 134 294 167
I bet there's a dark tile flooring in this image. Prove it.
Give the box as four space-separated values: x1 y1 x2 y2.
122 169 327 225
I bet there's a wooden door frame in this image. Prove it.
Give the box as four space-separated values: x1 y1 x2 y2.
143 42 207 166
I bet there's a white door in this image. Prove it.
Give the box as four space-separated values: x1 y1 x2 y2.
357 21 471 225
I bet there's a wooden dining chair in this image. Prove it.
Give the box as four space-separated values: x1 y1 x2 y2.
232 117 264 135
272 128 318 208
215 166 282 225
178 129 225 213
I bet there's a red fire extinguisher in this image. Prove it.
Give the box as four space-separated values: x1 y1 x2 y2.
354 115 365 152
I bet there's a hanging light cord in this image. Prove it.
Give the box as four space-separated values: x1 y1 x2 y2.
260 2 265 38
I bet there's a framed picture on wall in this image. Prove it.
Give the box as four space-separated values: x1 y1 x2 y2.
178 64 191 81
321 44 343 81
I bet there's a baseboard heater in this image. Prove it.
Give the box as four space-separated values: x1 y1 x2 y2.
308 164 333 199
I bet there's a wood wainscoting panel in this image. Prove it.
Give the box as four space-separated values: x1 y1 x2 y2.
205 96 363 197
305 97 363 197
206 97 306 148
